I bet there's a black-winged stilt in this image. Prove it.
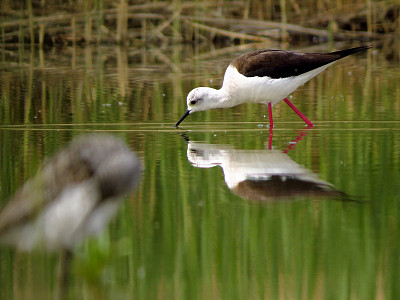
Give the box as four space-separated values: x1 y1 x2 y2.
175 46 371 128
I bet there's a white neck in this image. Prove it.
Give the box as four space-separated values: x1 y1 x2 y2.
196 87 233 110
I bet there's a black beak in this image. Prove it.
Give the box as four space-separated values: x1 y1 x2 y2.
175 110 190 127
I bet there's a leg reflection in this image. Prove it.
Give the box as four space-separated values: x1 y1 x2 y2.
268 127 273 150
283 125 314 153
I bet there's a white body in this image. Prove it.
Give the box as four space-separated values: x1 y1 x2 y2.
186 63 333 112
0 134 142 252
187 142 331 190
222 64 332 106
0 181 121 251
185 142 342 201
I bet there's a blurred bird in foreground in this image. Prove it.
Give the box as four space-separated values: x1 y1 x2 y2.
0 134 141 251
0 134 141 298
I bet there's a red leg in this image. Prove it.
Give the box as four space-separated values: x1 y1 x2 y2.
268 102 274 128
283 98 314 127
267 102 274 149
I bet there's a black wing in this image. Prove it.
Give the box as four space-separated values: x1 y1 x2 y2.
232 46 371 79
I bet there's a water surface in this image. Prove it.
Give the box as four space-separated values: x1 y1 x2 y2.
1 44 399 299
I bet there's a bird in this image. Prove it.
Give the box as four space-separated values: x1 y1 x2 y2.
0 134 142 252
175 46 371 128
186 141 345 202
0 134 142 298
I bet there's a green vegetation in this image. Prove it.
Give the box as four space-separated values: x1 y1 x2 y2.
0 42 400 299
0 0 398 46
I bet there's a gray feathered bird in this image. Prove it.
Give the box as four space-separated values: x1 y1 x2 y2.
0 134 141 252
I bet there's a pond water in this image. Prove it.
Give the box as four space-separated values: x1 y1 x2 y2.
0 43 400 299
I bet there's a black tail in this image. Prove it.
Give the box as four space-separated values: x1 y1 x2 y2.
331 45 372 59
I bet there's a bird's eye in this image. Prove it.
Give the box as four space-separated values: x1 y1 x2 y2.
190 100 197 105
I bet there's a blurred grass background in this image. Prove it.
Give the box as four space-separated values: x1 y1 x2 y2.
0 0 399 47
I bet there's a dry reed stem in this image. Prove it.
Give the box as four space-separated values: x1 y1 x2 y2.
116 0 128 44
0 1 393 45
181 15 386 40
184 19 272 42
0 2 242 28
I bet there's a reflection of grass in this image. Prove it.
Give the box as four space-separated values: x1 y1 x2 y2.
0 44 398 127
0 21 399 298
0 42 399 299
109 131 398 300
1 127 400 299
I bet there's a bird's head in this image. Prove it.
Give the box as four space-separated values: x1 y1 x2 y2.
175 87 222 127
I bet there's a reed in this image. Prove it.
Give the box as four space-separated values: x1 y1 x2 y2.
279 0 288 42
84 0 92 44
27 0 34 45
116 0 128 44
0 0 396 46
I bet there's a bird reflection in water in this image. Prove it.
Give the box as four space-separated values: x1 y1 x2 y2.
186 130 345 202
0 134 142 299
